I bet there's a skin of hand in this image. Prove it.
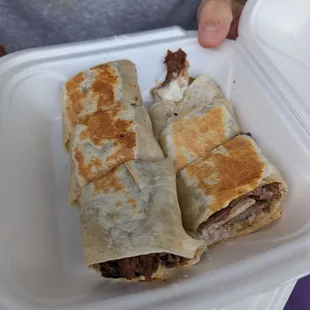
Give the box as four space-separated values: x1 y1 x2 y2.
198 0 246 48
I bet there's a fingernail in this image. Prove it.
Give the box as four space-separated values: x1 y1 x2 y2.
201 23 219 42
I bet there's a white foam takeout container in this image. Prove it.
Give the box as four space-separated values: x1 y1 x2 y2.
0 0 309 309
220 281 296 310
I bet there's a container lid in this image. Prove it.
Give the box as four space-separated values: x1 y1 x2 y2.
238 0 310 132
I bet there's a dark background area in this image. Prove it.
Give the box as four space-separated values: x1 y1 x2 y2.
285 276 310 310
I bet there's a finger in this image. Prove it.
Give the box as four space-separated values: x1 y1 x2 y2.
198 0 233 48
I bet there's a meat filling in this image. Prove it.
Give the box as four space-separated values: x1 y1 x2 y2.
162 49 187 87
199 183 284 245
99 253 183 280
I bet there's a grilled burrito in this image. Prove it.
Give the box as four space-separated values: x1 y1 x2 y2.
149 49 240 172
63 60 164 203
62 60 142 151
78 158 206 281
177 134 288 246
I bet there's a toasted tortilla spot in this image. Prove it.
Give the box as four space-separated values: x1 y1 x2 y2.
64 72 86 132
165 107 226 171
128 198 137 209
81 108 136 149
73 148 103 185
73 107 137 185
90 64 118 109
65 72 86 115
105 144 136 167
93 167 125 194
171 107 225 136
64 64 119 126
186 136 264 214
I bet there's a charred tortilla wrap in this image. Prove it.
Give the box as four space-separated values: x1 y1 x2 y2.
69 102 163 204
63 60 142 151
159 99 240 172
177 134 288 246
78 158 206 281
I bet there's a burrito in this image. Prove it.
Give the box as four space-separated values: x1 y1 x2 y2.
149 49 226 140
149 50 240 171
69 102 163 204
64 60 164 203
78 158 206 281
62 60 142 151
177 134 288 246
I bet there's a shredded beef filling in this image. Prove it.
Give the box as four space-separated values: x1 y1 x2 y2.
199 183 284 244
162 49 187 87
99 253 182 280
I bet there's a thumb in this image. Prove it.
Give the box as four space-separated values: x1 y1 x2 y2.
198 0 233 48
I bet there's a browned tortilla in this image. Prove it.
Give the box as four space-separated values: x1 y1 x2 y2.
177 135 288 245
62 60 142 151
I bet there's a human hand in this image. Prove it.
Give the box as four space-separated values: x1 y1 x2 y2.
198 0 245 48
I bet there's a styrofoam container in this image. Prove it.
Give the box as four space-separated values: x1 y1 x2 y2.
0 0 309 309
216 280 296 310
